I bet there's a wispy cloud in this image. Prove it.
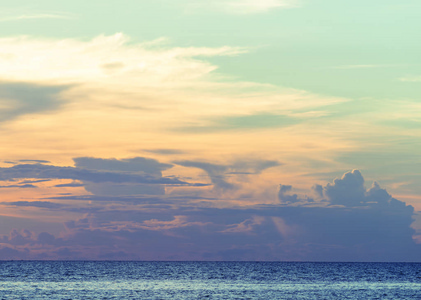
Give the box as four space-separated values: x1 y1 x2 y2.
400 76 421 82
0 13 75 22
185 0 299 15
0 33 244 85
221 0 298 14
330 64 405 70
176 113 300 133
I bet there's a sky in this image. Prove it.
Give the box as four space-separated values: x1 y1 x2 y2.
0 0 420 261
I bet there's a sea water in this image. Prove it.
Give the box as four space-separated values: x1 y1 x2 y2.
0 261 420 299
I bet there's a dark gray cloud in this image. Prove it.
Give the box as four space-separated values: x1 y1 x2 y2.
0 82 70 123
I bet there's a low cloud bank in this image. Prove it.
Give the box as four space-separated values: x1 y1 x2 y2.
0 169 418 261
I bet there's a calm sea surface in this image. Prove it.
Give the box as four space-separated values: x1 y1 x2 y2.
0 261 420 299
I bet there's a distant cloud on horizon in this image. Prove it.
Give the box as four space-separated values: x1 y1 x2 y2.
0 163 418 261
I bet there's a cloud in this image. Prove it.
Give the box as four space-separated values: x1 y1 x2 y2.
0 157 209 201
0 13 75 22
0 247 26 259
0 170 418 261
222 0 298 14
178 113 300 133
278 185 299 203
400 76 421 82
49 187 419 261
1 229 34 246
185 0 299 14
73 157 178 196
279 169 413 210
0 184 37 189
0 82 70 123
0 161 186 185
54 182 85 188
0 157 210 199
143 149 186 155
74 157 172 176
20 179 51 184
138 215 210 231
222 216 265 233
0 34 344 155
37 232 56 245
175 160 234 191
330 64 404 70
19 159 51 164
175 159 280 191
44 194 211 206
324 170 366 207
0 33 244 85
1 201 65 209
319 170 412 212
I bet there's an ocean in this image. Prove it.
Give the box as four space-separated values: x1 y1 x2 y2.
0 261 420 299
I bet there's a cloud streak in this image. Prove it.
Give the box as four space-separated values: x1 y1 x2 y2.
0 33 244 85
0 158 206 188
221 0 299 14
185 0 299 14
1 201 65 209
177 113 300 133
0 13 75 22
